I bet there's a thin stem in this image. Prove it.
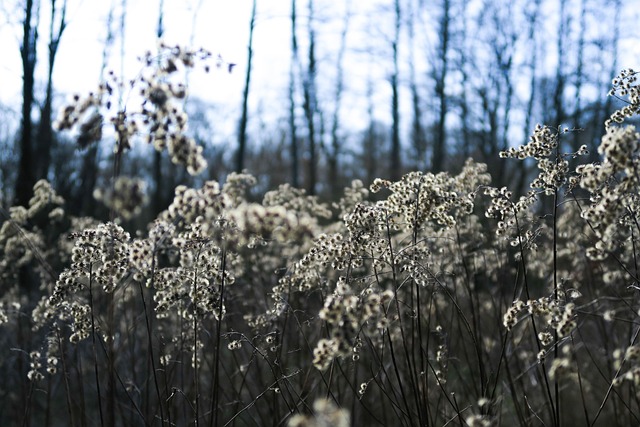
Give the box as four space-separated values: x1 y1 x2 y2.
139 253 165 425
552 185 560 427
88 268 105 427
211 248 226 427
512 207 557 424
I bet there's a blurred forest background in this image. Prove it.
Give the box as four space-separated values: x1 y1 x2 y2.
0 0 638 219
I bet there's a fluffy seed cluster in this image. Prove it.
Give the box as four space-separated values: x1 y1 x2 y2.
27 351 44 382
500 124 558 160
484 187 538 223
311 276 393 370
606 68 639 127
287 398 350 427
55 43 212 175
94 176 149 220
575 128 640 259
34 223 131 341
0 180 66 286
371 159 489 230
503 296 576 340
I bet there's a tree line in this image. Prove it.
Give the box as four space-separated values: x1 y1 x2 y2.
0 0 630 217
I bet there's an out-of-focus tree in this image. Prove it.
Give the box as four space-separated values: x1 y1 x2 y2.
432 0 450 173
362 66 384 186
602 0 622 129
550 0 569 132
389 0 401 180
572 0 587 140
326 0 351 198
522 0 542 147
34 0 67 183
456 0 472 161
582 0 621 159
152 0 165 215
464 0 518 187
302 0 318 194
237 0 257 173
70 0 116 217
14 0 39 207
408 0 426 170
0 105 18 207
514 0 542 194
288 0 300 188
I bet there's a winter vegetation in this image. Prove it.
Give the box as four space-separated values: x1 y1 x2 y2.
1 0 640 426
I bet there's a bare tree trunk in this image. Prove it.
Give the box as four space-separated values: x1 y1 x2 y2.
289 0 299 188
516 0 542 195
572 0 587 150
433 0 450 173
327 0 350 197
75 1 116 216
237 0 257 173
600 0 621 148
552 0 568 131
365 75 378 186
408 0 426 170
496 7 516 187
458 0 471 160
302 0 317 194
153 0 165 215
36 0 67 183
522 0 541 143
15 0 39 207
390 0 401 180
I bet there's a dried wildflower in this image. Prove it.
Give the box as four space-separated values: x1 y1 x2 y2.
370 160 489 231
503 300 525 331
288 398 350 427
358 382 368 395
227 340 242 350
538 332 553 346
55 44 212 176
555 303 576 338
626 346 640 362
94 176 149 220
27 351 44 382
465 414 492 427
549 357 572 380
606 68 640 127
312 338 339 371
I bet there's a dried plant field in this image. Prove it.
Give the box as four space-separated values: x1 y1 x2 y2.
2 49 640 427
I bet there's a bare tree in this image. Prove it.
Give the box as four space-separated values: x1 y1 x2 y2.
326 0 351 197
515 0 542 194
551 0 569 130
302 0 318 194
572 0 587 140
71 0 117 217
237 0 257 173
522 0 542 144
288 0 299 188
432 0 450 172
364 75 381 186
35 0 67 183
456 0 472 160
153 0 165 215
15 0 39 207
408 0 426 170
390 0 401 180
464 1 517 187
602 0 621 128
